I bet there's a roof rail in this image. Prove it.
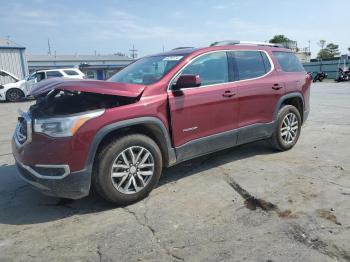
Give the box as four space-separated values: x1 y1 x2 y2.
172 46 195 50
211 40 284 48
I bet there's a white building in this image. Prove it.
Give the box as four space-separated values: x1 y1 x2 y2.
0 39 29 85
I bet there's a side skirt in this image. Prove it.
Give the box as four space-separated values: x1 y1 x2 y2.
175 122 275 163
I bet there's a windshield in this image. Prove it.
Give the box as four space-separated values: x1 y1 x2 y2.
108 55 185 85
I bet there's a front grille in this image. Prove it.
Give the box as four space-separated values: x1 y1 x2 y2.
16 117 27 144
14 111 32 146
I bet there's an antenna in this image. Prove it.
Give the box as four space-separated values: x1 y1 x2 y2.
129 44 138 59
47 39 52 56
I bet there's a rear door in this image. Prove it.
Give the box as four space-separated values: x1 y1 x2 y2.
231 50 284 126
168 51 238 160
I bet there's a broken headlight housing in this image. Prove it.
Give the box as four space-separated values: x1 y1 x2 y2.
34 110 104 137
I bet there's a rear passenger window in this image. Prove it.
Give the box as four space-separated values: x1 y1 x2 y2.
233 51 270 80
63 70 79 76
180 51 229 86
273 51 305 72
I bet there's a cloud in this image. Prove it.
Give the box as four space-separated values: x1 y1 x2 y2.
213 5 226 9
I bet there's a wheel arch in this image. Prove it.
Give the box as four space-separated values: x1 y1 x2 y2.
274 93 305 123
85 117 176 174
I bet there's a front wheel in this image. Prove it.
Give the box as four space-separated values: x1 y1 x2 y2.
92 134 163 205
6 89 24 102
270 105 302 151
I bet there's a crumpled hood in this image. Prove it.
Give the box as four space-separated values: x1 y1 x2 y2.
30 78 146 98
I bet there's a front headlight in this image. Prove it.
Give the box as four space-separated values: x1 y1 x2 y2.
34 110 104 137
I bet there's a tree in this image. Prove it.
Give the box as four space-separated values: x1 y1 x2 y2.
269 35 290 44
348 47 350 52
317 42 340 59
317 40 326 50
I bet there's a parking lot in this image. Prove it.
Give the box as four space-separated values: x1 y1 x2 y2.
0 82 349 262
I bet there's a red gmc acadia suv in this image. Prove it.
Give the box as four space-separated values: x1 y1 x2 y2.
12 41 312 205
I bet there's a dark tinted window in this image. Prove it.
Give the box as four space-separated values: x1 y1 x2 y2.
273 51 305 72
180 51 228 86
37 72 46 82
46 71 63 78
233 51 268 80
63 70 79 76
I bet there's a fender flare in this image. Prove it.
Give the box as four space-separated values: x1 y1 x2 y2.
273 92 305 121
84 117 177 173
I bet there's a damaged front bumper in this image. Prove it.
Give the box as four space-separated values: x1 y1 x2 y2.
14 154 91 199
11 111 92 199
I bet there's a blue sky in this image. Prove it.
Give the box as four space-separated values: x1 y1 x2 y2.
0 0 349 58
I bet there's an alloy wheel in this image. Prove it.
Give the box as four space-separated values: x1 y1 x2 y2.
280 112 299 144
110 146 155 194
7 90 22 102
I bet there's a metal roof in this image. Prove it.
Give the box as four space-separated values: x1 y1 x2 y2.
0 38 26 49
27 54 134 62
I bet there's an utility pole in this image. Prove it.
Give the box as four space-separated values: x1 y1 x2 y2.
47 39 52 56
308 40 311 54
129 44 138 59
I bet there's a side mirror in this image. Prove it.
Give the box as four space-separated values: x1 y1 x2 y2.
172 74 201 91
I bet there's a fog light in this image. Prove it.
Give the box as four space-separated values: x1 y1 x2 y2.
31 165 69 178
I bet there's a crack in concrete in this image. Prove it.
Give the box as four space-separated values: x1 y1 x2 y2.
223 171 349 261
123 199 184 261
288 224 350 261
96 245 102 262
0 153 12 157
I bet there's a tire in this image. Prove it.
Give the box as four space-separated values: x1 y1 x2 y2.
6 88 24 102
92 134 163 205
270 105 302 151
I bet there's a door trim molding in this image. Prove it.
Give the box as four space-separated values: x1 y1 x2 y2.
175 121 275 163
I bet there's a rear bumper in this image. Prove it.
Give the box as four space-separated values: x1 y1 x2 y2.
15 159 91 199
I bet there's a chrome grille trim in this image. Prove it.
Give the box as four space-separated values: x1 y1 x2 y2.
14 110 32 147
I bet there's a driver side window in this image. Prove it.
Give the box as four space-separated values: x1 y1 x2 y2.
36 72 46 82
179 51 229 87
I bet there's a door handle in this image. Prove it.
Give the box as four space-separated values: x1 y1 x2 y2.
272 84 283 90
222 90 236 98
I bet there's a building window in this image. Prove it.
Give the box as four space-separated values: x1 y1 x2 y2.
86 71 95 79
106 70 116 79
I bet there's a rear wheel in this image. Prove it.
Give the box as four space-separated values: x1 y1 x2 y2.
6 89 24 102
270 105 301 151
92 134 162 205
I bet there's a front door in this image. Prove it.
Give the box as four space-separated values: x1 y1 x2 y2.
168 51 238 161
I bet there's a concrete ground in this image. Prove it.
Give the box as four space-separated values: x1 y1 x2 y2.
0 82 349 262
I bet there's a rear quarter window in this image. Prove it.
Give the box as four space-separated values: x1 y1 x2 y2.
63 70 79 76
273 51 305 72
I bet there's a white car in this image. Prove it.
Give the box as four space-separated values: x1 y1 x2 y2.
0 68 85 102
